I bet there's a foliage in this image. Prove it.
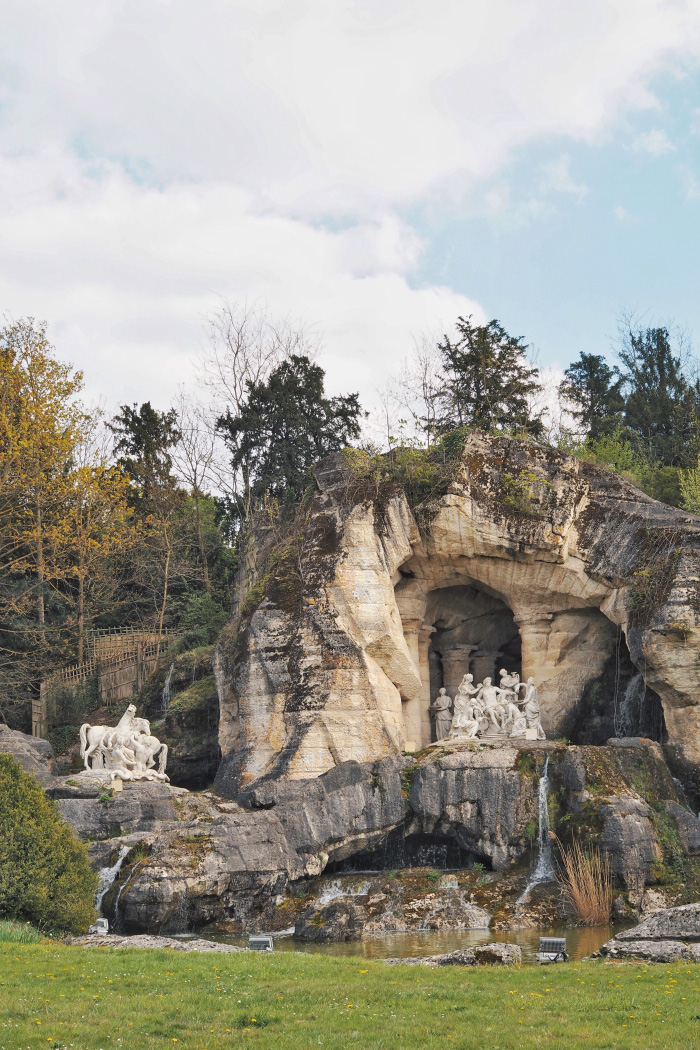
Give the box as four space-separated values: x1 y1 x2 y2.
0 319 136 725
342 430 466 516
435 316 543 439
679 455 700 514
0 919 42 943
109 401 181 500
559 352 625 440
617 324 700 469
555 837 612 925
218 354 363 513
501 469 551 518
0 754 96 933
3 943 700 1050
173 591 229 649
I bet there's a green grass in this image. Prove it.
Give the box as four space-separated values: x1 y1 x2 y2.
1 943 699 1049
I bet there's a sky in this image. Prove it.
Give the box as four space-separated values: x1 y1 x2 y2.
3 0 700 421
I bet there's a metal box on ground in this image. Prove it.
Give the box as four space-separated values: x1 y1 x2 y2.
536 937 568 963
249 935 274 951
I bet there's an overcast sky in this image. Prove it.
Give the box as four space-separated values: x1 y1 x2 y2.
3 0 700 418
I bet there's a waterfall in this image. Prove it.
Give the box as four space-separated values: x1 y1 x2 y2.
517 756 555 905
161 662 175 715
317 878 372 905
615 672 645 738
95 845 130 915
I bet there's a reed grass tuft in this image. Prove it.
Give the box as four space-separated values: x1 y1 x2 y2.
555 838 612 925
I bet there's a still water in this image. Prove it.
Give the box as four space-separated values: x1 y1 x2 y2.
203 925 623 964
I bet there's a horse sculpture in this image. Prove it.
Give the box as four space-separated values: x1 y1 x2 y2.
80 704 137 770
79 704 169 781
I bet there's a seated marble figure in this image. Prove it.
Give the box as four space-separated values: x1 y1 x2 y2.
431 668 545 742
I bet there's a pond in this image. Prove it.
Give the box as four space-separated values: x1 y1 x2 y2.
198 924 626 964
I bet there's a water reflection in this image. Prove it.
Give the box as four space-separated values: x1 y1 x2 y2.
206 925 623 964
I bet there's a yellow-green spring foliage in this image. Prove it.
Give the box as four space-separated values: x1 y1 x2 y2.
0 754 97 933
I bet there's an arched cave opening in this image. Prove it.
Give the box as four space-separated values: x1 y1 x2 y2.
325 829 493 874
567 632 666 746
426 584 521 740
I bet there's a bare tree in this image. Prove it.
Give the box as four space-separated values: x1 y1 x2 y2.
395 332 444 447
195 298 323 526
171 389 219 591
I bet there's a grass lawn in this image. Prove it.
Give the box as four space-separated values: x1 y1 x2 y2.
0 943 699 1050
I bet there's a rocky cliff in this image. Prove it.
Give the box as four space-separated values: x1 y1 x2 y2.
213 433 700 797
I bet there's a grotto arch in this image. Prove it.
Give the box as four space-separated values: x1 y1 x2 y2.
392 551 656 748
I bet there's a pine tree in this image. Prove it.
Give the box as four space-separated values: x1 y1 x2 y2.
618 326 700 467
559 352 625 440
435 317 543 437
217 354 363 510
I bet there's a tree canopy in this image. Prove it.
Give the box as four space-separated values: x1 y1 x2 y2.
435 317 543 438
217 354 363 509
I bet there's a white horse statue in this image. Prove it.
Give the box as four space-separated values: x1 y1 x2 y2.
80 704 137 770
79 704 169 781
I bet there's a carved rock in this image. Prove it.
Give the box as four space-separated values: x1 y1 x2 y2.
214 433 700 794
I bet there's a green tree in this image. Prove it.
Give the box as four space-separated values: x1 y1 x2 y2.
0 754 96 933
217 354 363 509
559 352 624 440
617 325 700 467
109 401 181 500
435 317 543 438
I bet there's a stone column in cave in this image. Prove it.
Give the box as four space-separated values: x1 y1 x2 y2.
471 649 503 685
515 613 553 683
440 644 476 699
401 619 435 747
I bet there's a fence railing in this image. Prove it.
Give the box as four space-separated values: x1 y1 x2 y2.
34 629 183 739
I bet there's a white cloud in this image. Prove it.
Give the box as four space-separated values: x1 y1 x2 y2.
542 156 589 202
2 0 700 413
679 164 700 201
631 129 677 155
613 204 640 224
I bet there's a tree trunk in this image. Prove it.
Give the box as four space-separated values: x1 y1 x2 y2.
193 491 211 592
156 532 171 662
35 500 45 633
77 561 85 664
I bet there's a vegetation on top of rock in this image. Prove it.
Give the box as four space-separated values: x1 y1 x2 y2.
0 754 97 933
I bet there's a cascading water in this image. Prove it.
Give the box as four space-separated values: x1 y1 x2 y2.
95 845 130 915
517 756 555 905
317 878 372 905
161 663 175 716
615 672 645 738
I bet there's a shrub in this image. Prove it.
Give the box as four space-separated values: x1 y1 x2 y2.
0 919 42 943
555 837 612 926
0 754 97 933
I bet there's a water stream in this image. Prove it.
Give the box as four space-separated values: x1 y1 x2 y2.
615 672 645 738
517 755 555 906
197 925 626 963
161 663 175 716
95 845 130 915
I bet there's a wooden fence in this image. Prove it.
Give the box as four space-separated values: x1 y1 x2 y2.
33 629 182 739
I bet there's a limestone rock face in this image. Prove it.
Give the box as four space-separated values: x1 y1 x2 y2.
214 433 700 793
0 725 56 777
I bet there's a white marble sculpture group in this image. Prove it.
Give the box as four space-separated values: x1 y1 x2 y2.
430 670 545 742
79 703 169 781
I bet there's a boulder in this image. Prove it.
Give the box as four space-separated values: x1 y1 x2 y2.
597 902 700 961
0 725 55 777
385 943 522 966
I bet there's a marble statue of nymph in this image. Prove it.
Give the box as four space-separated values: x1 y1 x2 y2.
450 674 481 738
430 688 453 740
